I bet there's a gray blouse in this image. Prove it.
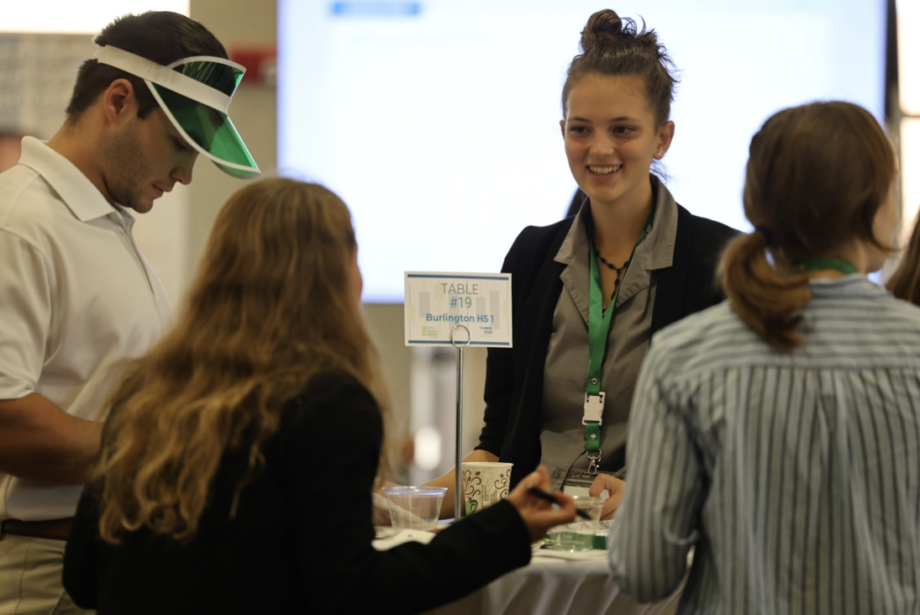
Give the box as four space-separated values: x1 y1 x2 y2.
540 178 679 491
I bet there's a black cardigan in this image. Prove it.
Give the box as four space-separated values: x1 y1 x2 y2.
477 204 739 487
63 373 532 615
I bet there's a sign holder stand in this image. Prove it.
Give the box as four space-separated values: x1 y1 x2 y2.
404 272 512 520
450 324 472 521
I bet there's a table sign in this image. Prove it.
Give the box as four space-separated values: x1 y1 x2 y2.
404 272 512 348
404 272 513 520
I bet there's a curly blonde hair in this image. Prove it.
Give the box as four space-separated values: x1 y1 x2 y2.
888 212 920 306
95 178 389 543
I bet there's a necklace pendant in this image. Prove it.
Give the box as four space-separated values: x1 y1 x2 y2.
597 252 628 275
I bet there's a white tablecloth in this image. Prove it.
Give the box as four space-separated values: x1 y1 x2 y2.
423 550 683 615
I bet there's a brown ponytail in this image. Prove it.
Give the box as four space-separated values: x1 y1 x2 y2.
719 232 811 352
722 101 897 351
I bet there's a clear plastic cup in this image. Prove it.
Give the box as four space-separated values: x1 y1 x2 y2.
381 486 447 531
547 495 604 552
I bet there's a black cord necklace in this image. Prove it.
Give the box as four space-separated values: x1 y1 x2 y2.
596 252 629 291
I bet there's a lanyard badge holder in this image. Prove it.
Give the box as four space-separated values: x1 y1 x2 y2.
583 208 654 476
583 391 605 475
584 241 612 476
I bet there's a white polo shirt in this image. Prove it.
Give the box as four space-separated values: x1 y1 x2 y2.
0 137 171 521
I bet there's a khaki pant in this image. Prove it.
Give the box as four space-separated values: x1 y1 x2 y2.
0 534 92 615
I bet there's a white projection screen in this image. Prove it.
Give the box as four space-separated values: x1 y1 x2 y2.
278 0 886 303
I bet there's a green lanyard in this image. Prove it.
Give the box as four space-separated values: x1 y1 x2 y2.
797 257 859 275
583 206 654 473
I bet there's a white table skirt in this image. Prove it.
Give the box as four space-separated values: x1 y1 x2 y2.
423 550 683 615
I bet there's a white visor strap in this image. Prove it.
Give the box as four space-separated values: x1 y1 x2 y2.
94 45 233 114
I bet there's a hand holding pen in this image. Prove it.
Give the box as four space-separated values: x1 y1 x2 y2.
505 466 578 543
526 485 592 519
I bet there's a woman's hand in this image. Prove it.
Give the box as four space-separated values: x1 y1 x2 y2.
589 474 624 520
505 466 577 542
423 449 500 519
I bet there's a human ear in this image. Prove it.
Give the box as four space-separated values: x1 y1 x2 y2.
559 119 566 139
655 121 675 158
101 79 138 126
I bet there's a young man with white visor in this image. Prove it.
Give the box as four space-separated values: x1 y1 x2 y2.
0 11 258 615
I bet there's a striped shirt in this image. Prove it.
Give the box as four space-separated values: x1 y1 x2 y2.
608 276 920 615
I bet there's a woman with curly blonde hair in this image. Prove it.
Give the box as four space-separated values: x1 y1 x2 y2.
62 178 575 615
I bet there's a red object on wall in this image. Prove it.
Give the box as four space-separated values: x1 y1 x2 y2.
229 46 277 87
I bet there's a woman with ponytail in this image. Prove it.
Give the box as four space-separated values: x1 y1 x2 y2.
60 178 576 615
608 102 920 614
426 9 738 520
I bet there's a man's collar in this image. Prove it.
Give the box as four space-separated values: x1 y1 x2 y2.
18 137 119 223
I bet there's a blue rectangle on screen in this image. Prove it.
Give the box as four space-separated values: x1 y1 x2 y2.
331 2 422 17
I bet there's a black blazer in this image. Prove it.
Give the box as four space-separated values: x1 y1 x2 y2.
477 204 739 488
64 373 532 615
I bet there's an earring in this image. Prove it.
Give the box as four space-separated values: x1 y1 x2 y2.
656 150 663 158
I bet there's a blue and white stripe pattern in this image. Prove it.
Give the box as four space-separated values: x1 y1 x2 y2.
609 276 920 615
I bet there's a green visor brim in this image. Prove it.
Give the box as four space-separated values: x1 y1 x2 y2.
150 83 260 178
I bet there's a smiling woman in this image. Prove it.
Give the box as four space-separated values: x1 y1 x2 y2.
562 72 672 235
423 8 739 523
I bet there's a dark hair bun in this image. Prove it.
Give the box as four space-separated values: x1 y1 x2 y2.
581 9 626 53
580 9 658 55
563 9 677 124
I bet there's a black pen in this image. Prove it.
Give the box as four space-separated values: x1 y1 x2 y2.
527 486 592 519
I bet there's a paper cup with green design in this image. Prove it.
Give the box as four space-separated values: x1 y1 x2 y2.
461 462 512 515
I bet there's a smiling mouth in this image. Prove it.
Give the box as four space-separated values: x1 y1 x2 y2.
587 165 622 175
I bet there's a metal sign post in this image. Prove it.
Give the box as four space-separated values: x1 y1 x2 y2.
403 272 512 522
450 324 471 521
